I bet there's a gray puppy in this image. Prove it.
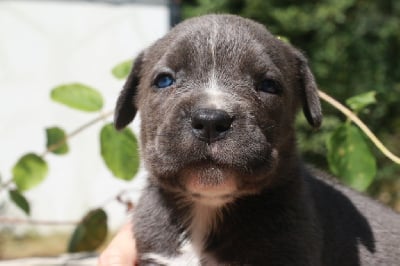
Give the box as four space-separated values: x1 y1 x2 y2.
114 14 400 265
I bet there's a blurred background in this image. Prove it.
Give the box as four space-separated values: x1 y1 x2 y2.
0 0 399 261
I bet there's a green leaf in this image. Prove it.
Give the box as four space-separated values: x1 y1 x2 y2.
326 124 376 191
9 189 30 215
100 123 139 180
345 91 376 113
50 83 103 112
68 208 108 252
46 127 69 155
12 153 48 191
111 60 133 79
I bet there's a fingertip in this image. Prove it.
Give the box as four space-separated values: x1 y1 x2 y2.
98 222 136 266
98 247 132 266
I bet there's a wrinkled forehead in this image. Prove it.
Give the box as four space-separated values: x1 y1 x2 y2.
147 16 286 78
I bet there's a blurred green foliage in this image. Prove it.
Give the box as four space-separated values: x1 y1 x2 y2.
1 61 138 253
182 0 400 208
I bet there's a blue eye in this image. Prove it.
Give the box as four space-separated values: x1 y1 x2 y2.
258 78 282 94
155 74 174 89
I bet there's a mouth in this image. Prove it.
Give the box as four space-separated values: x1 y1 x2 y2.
148 129 277 204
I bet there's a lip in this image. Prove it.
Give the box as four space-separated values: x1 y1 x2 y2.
179 161 239 203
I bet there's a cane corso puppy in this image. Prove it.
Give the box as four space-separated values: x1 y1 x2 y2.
114 14 400 265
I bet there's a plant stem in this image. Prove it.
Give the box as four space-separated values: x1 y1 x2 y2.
0 180 12 191
0 216 78 225
41 110 114 157
318 90 400 165
0 110 115 193
98 187 140 209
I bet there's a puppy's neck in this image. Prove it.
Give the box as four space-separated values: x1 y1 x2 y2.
189 203 223 254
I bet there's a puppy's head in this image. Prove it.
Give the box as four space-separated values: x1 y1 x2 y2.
115 15 322 206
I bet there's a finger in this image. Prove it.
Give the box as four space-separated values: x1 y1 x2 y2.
98 222 136 266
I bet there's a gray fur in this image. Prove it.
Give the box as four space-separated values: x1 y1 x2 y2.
115 14 400 265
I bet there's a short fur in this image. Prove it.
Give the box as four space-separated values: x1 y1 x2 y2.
114 14 400 265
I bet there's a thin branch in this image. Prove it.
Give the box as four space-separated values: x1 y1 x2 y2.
0 187 137 226
0 179 13 191
41 110 114 157
0 216 78 226
98 187 140 208
0 110 115 193
318 90 400 165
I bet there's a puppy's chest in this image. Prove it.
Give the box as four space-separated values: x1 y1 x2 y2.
141 204 223 265
142 241 201 265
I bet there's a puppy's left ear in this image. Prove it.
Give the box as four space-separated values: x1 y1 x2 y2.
114 52 144 130
296 52 323 128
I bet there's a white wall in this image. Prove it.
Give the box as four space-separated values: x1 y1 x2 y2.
0 1 169 232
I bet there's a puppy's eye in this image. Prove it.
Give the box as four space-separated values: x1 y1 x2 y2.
155 74 175 89
257 78 282 94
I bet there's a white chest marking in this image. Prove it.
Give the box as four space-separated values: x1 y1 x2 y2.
142 241 200 265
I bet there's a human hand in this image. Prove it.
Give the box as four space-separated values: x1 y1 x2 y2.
98 222 136 266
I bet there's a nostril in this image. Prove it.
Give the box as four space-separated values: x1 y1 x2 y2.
192 122 204 130
215 123 231 133
191 115 205 130
191 108 233 142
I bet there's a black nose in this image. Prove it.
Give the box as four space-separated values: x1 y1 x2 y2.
191 109 233 143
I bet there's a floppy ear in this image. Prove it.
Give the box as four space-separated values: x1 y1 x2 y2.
297 53 323 128
114 52 144 130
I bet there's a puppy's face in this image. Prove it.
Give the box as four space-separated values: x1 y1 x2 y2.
115 15 322 206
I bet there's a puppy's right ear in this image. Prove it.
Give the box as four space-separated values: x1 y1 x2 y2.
114 52 144 130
